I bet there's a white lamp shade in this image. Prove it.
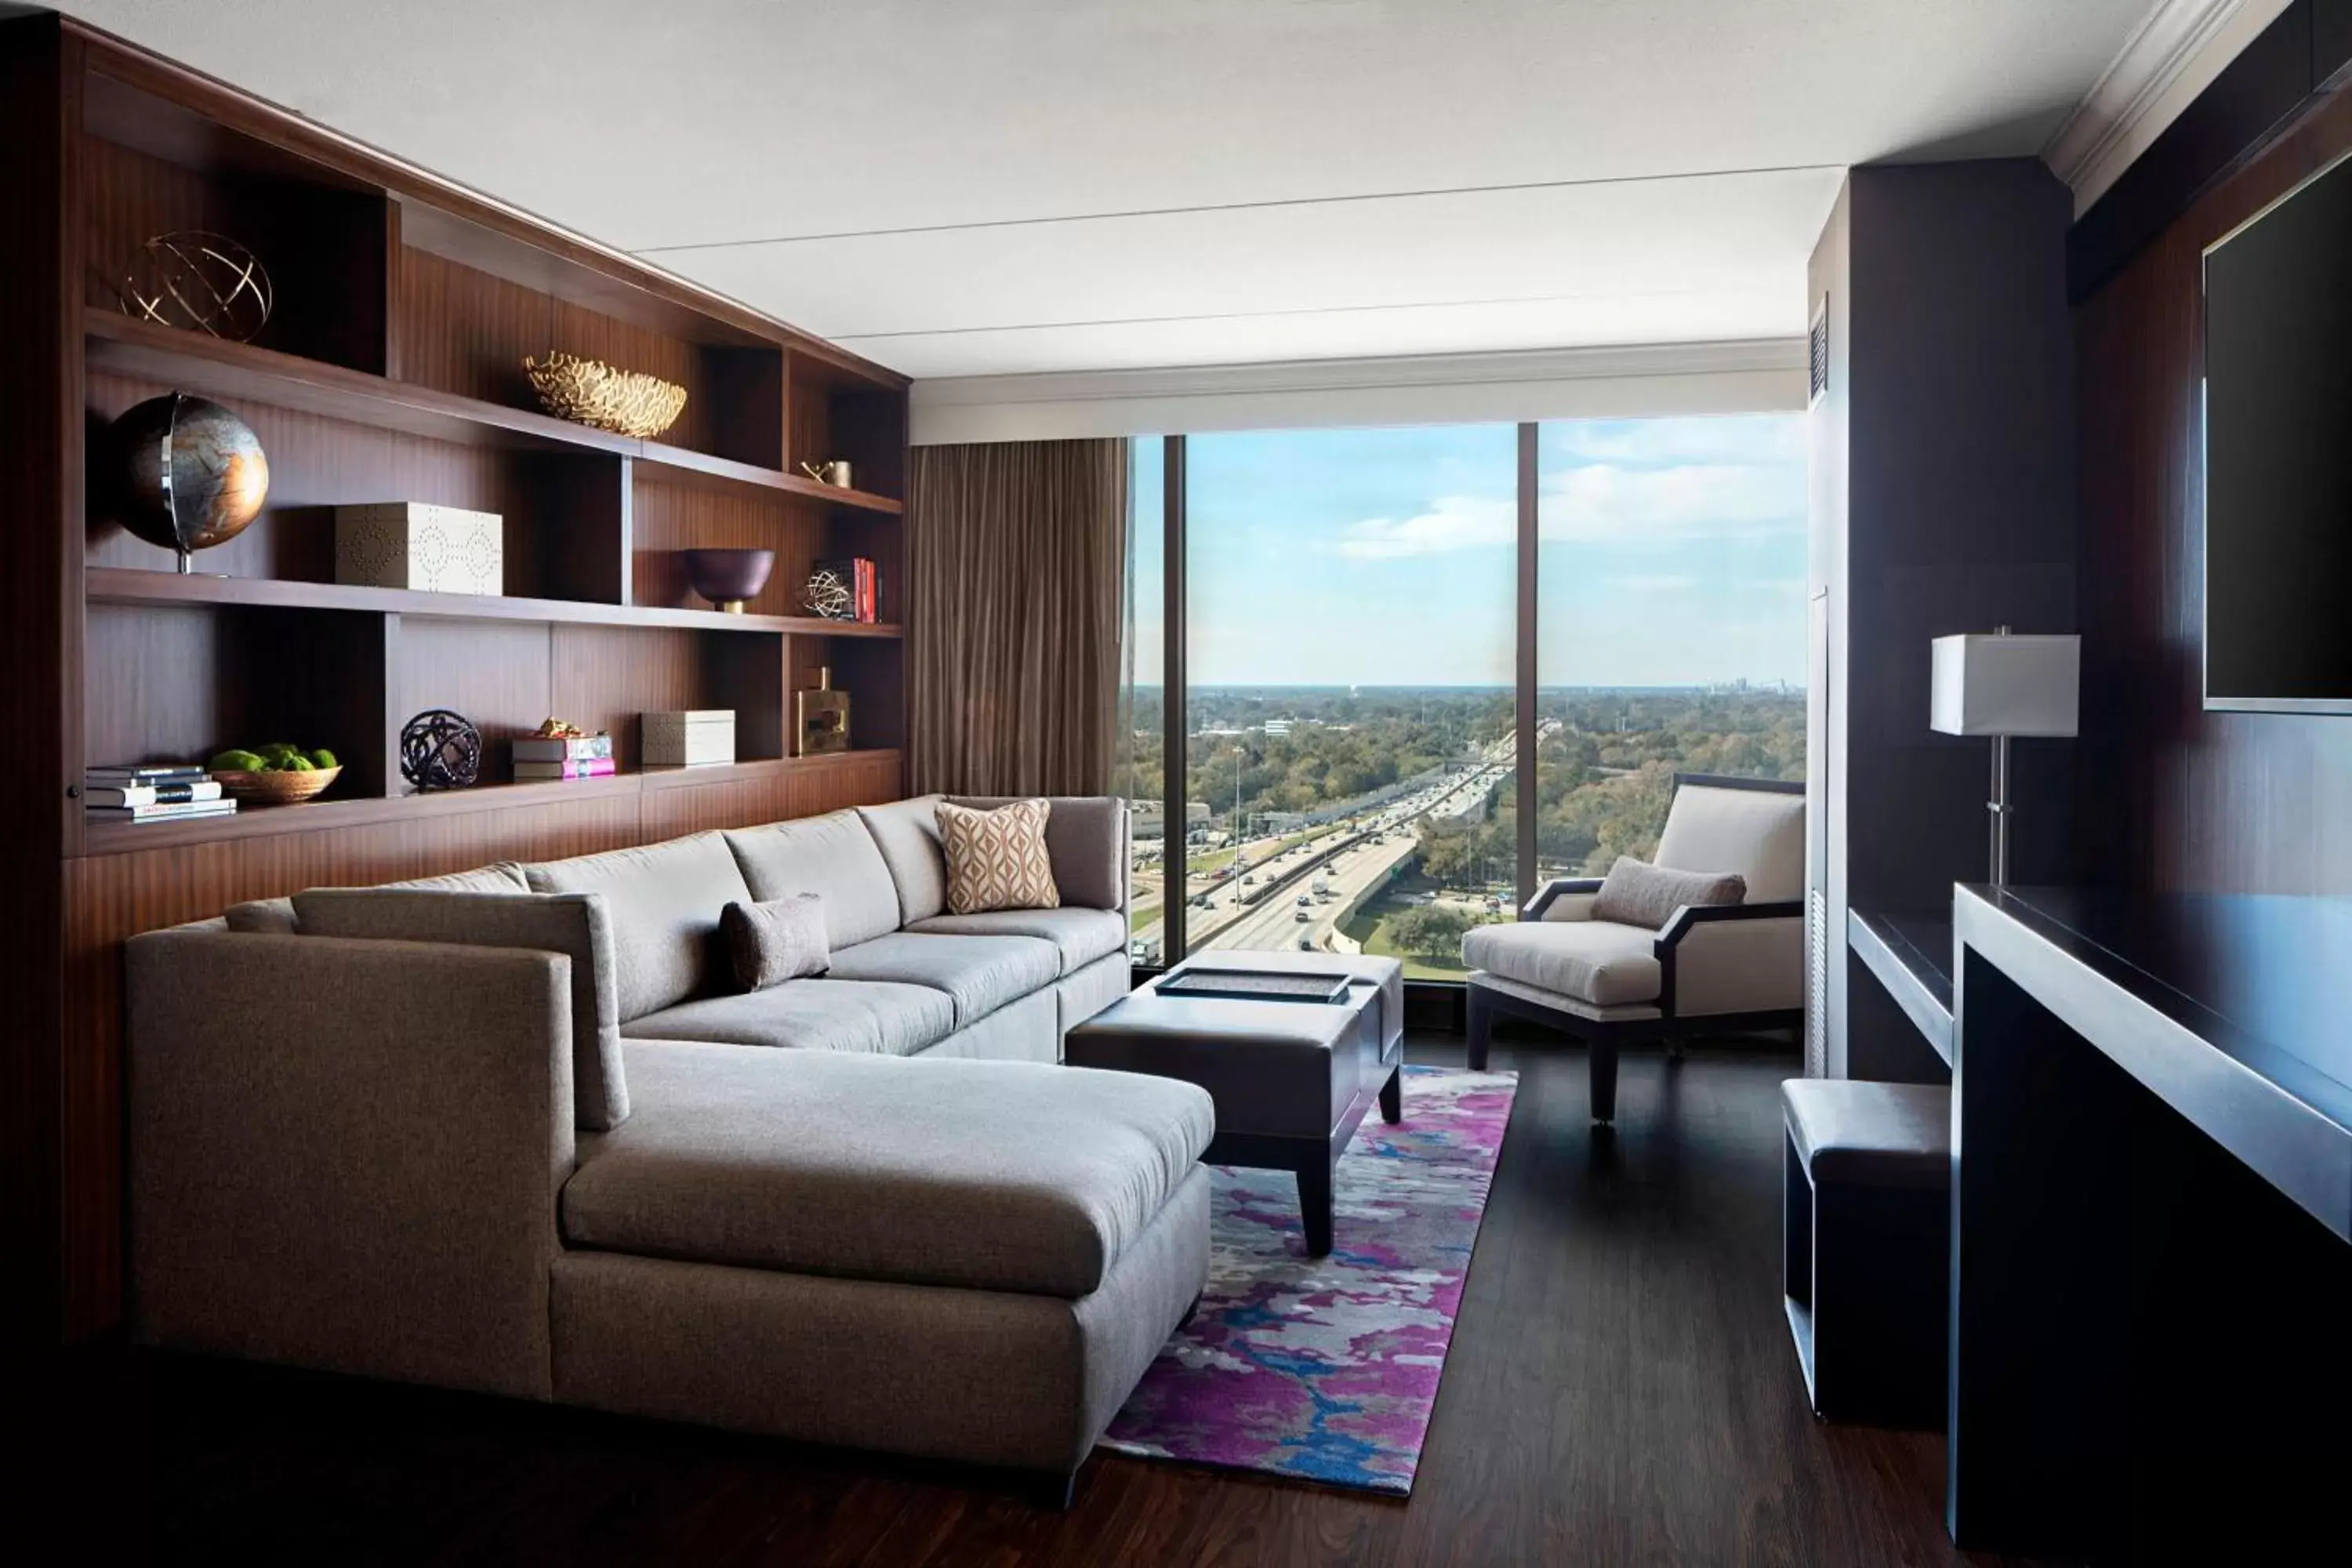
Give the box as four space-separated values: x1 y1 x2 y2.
1930 633 2080 736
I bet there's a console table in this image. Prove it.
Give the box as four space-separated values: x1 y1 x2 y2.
1948 885 2352 1558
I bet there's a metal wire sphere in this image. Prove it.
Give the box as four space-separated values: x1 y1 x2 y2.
398 710 483 792
118 231 274 343
801 569 855 620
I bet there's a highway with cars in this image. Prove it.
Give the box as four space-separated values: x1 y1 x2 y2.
1128 728 1529 961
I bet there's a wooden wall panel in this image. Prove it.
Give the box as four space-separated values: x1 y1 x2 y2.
2076 76 2352 895
630 474 822 616
82 132 388 375
391 617 553 784
395 247 786 464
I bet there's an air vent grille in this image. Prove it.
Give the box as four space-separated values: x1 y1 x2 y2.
1808 300 1829 405
1806 887 1829 1077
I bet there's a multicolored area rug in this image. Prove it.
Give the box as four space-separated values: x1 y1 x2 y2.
1099 1065 1518 1496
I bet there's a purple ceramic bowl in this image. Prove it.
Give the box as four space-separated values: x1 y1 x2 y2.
680 548 775 612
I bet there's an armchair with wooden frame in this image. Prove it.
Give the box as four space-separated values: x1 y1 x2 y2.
1463 774 1806 1122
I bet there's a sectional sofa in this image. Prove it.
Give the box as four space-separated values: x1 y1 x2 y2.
125 793 1211 1498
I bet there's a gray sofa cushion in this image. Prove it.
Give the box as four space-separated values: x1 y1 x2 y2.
855 795 949 925
824 931 1060 1025
948 795 1125 912
524 833 752 1022
722 810 902 951
623 978 954 1056
564 1042 1214 1297
224 862 529 936
906 906 1125 978
292 887 629 1131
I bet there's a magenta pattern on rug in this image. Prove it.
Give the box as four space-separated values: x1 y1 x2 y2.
1099 1065 1517 1495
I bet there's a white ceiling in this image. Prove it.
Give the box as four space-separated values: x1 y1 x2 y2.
56 0 2158 378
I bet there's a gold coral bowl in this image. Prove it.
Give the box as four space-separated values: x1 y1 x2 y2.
524 353 688 440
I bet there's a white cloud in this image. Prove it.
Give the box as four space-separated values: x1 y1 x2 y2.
1334 494 1514 560
1538 462 1801 544
1333 459 1802 561
1542 416 1808 468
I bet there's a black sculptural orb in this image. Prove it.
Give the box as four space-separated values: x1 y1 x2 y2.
399 710 483 791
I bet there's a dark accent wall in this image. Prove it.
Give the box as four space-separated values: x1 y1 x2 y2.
1809 160 2077 1083
2072 0 2352 299
2076 72 2352 895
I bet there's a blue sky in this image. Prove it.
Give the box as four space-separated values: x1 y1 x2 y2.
1131 413 1808 688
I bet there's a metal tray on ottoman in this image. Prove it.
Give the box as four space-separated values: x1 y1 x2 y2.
1065 951 1405 1256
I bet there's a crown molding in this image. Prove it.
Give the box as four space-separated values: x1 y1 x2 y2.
909 338 1808 443
914 337 1806 409
2045 0 2288 214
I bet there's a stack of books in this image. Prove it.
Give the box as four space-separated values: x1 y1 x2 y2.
513 731 615 781
816 557 879 623
85 764 234 825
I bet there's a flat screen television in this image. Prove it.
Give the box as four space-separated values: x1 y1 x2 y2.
2203 151 2352 713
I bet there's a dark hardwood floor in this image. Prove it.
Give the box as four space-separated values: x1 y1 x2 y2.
28 1033 2047 1567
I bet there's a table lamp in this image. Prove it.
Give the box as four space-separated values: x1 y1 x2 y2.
1930 629 2079 887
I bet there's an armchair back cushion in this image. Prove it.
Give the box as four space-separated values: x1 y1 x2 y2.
722 809 902 951
525 833 752 1022
292 887 629 1131
1655 784 1805 902
948 794 1126 911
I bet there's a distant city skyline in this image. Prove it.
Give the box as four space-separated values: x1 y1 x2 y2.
1130 415 1807 688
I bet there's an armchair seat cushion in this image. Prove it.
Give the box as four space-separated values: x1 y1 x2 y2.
1459 918 1661 1007
623 978 954 1056
564 1043 1214 1298
824 931 1061 1025
905 906 1125 977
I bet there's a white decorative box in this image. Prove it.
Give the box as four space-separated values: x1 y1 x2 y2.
335 503 504 596
642 710 735 768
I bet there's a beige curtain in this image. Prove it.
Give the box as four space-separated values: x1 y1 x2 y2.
907 439 1130 796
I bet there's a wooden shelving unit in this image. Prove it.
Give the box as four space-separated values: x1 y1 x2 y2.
0 13 918 1341
86 566 905 638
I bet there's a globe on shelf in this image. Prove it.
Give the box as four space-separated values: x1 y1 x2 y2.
118 230 274 343
100 391 270 573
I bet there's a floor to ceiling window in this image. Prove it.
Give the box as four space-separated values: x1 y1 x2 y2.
1533 416 1809 880
1179 426 1517 980
1125 410 1806 978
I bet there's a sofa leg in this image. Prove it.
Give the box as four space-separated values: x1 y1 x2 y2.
1029 1468 1079 1511
1590 1042 1620 1123
1466 984 1493 1071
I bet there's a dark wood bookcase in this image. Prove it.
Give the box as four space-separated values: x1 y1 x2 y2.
0 14 913 1346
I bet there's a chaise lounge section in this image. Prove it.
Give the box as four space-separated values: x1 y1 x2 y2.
126 793 1204 1495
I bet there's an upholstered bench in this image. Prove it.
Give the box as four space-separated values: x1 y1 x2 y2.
1780 1078 1951 1429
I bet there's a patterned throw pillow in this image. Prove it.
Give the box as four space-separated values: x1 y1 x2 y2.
938 797 1060 914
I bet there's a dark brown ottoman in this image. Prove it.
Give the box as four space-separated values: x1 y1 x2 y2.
1065 952 1403 1255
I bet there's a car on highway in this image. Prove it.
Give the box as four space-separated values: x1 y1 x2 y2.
1296 935 1314 950
1294 909 1310 923
1129 938 1160 964
1296 894 1310 907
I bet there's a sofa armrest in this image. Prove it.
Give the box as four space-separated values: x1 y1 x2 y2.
949 794 1128 910
127 928 575 1400
1653 902 1804 1018
1526 877 1604 921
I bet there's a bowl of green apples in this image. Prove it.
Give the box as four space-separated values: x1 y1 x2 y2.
209 742 341 805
